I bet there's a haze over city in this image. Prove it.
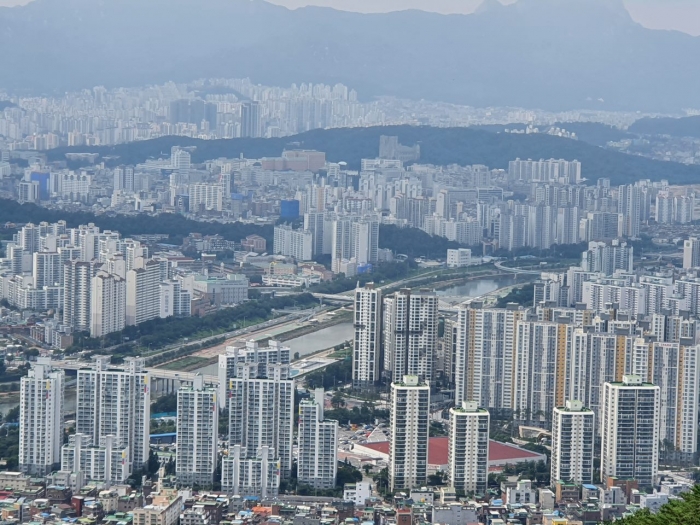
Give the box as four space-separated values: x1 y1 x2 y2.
1 1 700 524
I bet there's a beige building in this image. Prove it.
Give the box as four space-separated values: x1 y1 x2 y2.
132 491 181 525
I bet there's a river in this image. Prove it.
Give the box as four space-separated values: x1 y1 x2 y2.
435 274 526 299
0 273 532 411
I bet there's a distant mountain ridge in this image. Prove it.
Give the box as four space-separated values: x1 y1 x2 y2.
629 116 700 139
46 125 700 186
0 0 698 111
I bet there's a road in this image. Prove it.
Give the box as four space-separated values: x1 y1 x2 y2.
494 260 543 275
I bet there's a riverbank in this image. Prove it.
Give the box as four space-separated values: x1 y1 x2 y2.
157 311 354 372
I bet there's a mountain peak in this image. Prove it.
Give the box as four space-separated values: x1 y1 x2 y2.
475 0 505 15
509 0 634 24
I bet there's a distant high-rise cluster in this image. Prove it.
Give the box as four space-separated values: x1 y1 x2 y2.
0 219 255 345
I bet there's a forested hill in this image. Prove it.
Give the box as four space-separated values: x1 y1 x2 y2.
47 126 700 186
0 199 273 246
628 115 700 139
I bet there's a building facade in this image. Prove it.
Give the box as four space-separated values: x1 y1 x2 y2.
551 400 595 485
297 389 338 489
601 376 660 488
389 375 430 492
353 283 382 389
448 401 489 495
19 359 65 475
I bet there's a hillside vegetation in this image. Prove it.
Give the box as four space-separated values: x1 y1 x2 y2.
47 126 700 185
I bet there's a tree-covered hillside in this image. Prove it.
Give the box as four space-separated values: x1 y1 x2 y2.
46 126 700 186
614 485 700 525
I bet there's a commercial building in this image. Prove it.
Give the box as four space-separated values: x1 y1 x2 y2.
181 273 248 306
389 375 430 491
19 359 65 475
297 389 338 489
446 248 472 268
448 401 490 495
601 376 660 487
551 400 595 485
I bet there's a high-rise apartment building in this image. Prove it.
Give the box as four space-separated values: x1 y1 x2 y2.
19 359 65 475
63 260 98 332
683 238 700 270
126 258 162 325
61 433 129 486
581 240 634 276
297 389 338 489
353 283 382 389
601 376 659 487
176 376 219 488
448 401 489 495
76 357 150 473
647 343 700 456
512 321 561 423
216 339 290 408
383 289 438 383
90 270 126 337
454 302 526 408
618 184 643 238
222 445 279 499
389 375 430 492
331 215 380 273
222 364 294 497
273 225 313 261
550 400 595 485
241 102 262 138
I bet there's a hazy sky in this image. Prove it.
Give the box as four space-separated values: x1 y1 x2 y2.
0 0 698 36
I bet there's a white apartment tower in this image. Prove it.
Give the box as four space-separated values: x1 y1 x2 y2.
76 357 151 473
683 238 700 270
353 283 382 389
223 363 294 497
222 445 279 499
273 225 313 261
448 401 490 495
19 359 65 475
61 433 129 485
90 270 126 337
216 339 290 409
297 389 338 489
176 376 219 488
126 258 162 325
63 260 98 332
383 289 438 383
601 376 660 487
389 375 430 492
551 400 595 485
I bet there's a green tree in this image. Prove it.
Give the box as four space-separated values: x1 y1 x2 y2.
331 391 346 409
4 406 19 423
147 450 160 476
